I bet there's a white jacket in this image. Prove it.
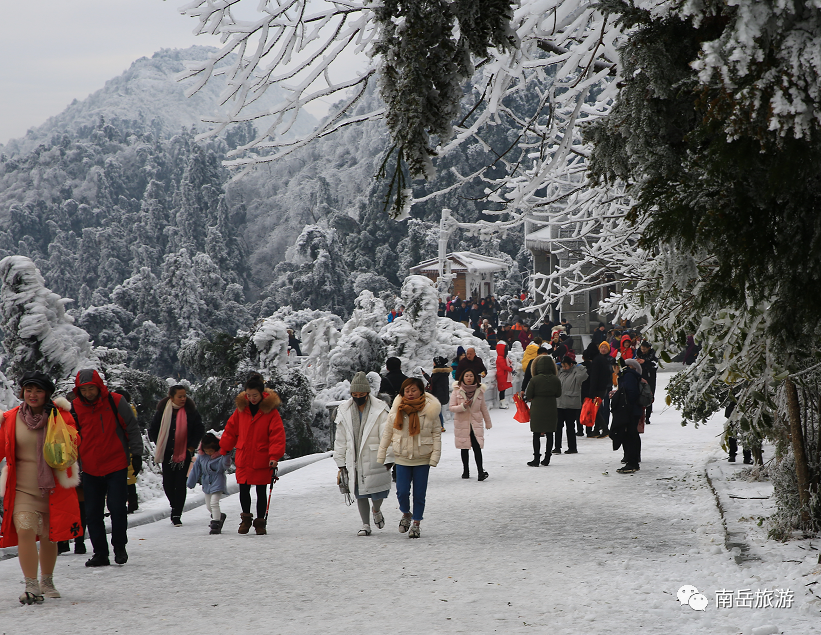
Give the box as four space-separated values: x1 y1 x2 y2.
378 395 442 467
334 395 394 496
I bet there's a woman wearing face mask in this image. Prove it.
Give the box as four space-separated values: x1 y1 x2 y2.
377 377 441 539
219 374 286 535
333 372 394 536
149 385 204 527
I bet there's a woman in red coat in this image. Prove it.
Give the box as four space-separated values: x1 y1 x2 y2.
1 371 82 604
495 342 513 409
219 374 286 536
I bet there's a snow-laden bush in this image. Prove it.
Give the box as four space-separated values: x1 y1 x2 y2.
328 326 386 385
0 367 19 412
251 317 289 373
341 289 387 336
0 255 99 381
268 306 343 333
301 316 340 385
381 275 491 382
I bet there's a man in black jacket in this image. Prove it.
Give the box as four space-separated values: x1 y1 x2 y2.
636 340 658 424
455 347 487 380
380 357 408 404
588 342 614 438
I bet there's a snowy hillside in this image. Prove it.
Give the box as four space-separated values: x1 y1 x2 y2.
0 47 317 157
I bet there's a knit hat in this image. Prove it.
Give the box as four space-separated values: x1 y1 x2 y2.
598 341 611 354
349 372 371 394
624 359 641 373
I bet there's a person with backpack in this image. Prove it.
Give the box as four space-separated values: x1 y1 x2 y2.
422 356 451 431
610 359 645 474
149 385 204 527
71 369 142 567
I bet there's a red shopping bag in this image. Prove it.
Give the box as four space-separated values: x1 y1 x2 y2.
513 393 530 423
580 397 601 428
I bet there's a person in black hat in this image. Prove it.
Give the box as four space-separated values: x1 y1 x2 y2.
422 356 451 432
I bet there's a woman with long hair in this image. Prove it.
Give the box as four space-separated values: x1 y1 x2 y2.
149 384 204 527
219 374 286 535
377 377 441 538
450 370 492 481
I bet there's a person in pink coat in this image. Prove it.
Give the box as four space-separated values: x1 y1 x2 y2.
449 370 492 481
495 342 513 409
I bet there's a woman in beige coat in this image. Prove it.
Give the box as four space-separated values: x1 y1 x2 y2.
377 377 441 539
449 370 492 481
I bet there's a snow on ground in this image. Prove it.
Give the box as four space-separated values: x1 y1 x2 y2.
1 372 819 634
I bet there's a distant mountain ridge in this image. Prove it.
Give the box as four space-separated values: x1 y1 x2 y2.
0 46 316 157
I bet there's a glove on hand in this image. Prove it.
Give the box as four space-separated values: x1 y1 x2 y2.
131 455 142 476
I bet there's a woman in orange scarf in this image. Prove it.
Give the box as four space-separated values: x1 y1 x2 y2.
377 377 441 539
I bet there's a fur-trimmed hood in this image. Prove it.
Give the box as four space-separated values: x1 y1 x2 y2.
235 390 281 413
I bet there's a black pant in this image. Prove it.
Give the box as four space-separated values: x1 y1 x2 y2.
461 428 484 473
592 393 610 435
161 457 191 517
239 484 268 517
499 389 505 399
554 408 580 452
532 432 543 455
623 416 641 467
83 469 128 556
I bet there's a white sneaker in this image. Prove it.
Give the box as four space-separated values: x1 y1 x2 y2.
499 401 509 409
372 510 385 529
357 524 372 536
399 515 412 533
408 522 421 538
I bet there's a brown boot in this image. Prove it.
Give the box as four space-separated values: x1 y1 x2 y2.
238 513 253 534
253 518 267 535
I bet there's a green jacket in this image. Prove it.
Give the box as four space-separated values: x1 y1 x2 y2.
525 355 562 433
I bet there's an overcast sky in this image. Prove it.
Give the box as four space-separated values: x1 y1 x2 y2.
0 1 217 145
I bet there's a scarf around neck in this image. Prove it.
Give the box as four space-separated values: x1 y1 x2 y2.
20 403 55 496
460 382 479 405
394 395 426 437
154 399 188 465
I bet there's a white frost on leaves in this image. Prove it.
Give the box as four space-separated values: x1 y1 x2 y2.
301 316 341 384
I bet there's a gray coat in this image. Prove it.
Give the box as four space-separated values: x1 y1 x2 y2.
557 365 589 410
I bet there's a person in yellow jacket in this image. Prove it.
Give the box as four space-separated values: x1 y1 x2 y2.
521 337 544 372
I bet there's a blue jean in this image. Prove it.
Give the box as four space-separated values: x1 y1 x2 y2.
82 468 128 556
394 465 431 521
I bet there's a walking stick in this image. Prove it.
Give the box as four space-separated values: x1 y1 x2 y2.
264 466 279 521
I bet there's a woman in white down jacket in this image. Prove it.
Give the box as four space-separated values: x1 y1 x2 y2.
334 372 394 536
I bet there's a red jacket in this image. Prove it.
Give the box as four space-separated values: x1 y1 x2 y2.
220 391 286 486
495 343 513 392
1 400 83 548
72 369 143 477
619 334 634 360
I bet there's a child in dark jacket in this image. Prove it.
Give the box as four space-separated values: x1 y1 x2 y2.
187 433 232 534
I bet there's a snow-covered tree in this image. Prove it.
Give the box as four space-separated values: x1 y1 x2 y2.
300 316 341 385
341 290 387 336
327 326 386 385
250 318 290 374
0 255 98 381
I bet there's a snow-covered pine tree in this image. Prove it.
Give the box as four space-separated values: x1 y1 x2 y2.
0 255 98 381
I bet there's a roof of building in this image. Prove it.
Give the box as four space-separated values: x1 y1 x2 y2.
525 225 554 251
410 251 509 275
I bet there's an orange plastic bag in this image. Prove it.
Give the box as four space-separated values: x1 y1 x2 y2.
513 393 530 423
43 408 79 469
580 397 602 428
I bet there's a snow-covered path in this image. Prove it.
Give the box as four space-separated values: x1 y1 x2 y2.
1 372 817 634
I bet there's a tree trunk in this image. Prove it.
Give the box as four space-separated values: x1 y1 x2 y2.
784 378 811 526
